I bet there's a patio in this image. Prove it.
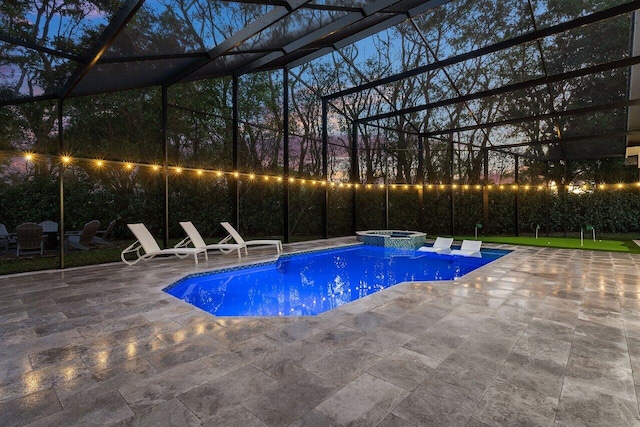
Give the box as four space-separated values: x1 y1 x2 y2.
1 239 639 426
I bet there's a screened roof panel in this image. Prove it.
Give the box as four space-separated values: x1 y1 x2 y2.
560 137 626 160
186 53 270 80
0 0 113 57
530 0 633 28
241 7 350 51
310 0 370 6
410 0 535 59
0 44 75 99
540 14 631 75
73 58 196 96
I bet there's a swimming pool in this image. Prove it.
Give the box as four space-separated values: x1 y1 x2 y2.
164 245 509 317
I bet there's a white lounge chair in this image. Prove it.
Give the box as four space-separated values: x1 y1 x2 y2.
121 223 207 265
450 240 482 257
418 237 453 254
179 221 245 258
220 221 282 254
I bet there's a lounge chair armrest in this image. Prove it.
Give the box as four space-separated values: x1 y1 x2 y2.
174 236 192 248
218 234 233 245
121 241 145 265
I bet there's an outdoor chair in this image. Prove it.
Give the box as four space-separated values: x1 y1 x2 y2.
66 220 101 251
450 240 482 257
220 221 282 254
121 223 207 265
16 222 44 257
0 223 16 252
418 237 453 254
179 221 245 258
92 219 116 246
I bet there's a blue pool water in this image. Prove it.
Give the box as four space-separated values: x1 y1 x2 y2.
164 245 509 317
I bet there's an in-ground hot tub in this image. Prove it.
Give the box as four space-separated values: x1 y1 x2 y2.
356 230 427 250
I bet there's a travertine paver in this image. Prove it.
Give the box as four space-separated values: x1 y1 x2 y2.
1 237 640 426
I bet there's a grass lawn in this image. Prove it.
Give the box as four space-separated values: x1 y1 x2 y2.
458 235 640 254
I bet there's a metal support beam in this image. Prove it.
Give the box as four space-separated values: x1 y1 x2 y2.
321 99 329 239
449 140 455 236
58 99 65 269
497 129 640 150
283 69 290 243
162 85 169 248
562 160 568 237
287 0 454 71
0 33 82 61
326 0 640 101
60 0 145 100
351 122 359 234
232 76 240 229
514 154 519 237
483 149 489 233
421 99 640 138
385 150 389 229
356 55 640 125
0 94 58 108
545 161 550 236
164 0 312 85
417 135 425 231
247 0 452 75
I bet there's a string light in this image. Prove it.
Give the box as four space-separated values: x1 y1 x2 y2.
6 151 640 193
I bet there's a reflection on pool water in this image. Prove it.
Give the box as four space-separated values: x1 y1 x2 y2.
164 245 509 317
